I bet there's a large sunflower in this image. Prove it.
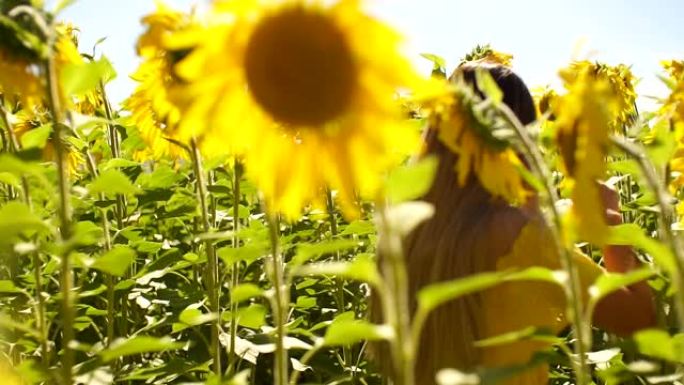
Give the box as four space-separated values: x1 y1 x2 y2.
167 0 423 218
124 2 191 160
555 64 618 246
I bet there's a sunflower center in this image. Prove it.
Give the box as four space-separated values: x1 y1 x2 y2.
245 7 356 127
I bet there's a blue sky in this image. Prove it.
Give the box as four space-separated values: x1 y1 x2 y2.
59 0 684 110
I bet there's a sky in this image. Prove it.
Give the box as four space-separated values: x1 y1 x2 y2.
57 0 684 110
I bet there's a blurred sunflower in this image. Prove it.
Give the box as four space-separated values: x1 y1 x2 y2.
8 105 84 173
0 2 45 107
555 64 618 246
426 72 529 205
658 60 684 189
124 2 191 160
533 86 558 121
560 61 637 131
0 359 22 385
167 0 424 218
460 44 513 67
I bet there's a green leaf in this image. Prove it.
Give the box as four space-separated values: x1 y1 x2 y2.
237 304 267 329
634 329 684 363
0 202 47 245
292 239 359 266
99 336 184 363
588 268 655 305
0 154 49 187
53 0 78 14
70 220 103 247
0 172 20 187
294 254 380 286
420 52 447 78
420 53 446 70
386 156 438 203
644 119 677 169
136 165 183 190
418 267 562 315
323 318 391 346
340 220 375 236
178 306 216 326
474 326 561 348
19 125 52 149
102 158 140 170
218 243 268 266
60 56 117 97
0 280 21 294
230 283 264 303
91 246 136 277
607 224 676 275
89 169 139 196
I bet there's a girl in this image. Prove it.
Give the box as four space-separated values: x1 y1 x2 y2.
385 62 656 384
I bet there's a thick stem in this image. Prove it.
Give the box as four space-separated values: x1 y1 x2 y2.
190 139 222 377
610 136 684 329
99 81 126 227
266 213 288 385
228 159 241 373
325 189 353 371
498 105 589 385
377 202 414 385
45 51 75 385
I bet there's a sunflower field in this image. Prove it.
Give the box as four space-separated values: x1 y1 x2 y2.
1 1 684 385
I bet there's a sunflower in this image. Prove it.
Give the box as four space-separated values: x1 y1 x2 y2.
0 359 22 385
0 3 44 107
658 60 684 189
560 61 637 131
555 64 618 246
460 44 513 67
166 0 424 218
8 105 84 173
426 73 530 205
123 2 191 160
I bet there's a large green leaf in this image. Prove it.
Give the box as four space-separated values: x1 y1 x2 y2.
60 56 116 97
386 156 438 203
99 336 184 363
417 267 562 315
0 202 47 246
91 246 136 277
323 317 392 346
89 168 139 196
634 329 684 363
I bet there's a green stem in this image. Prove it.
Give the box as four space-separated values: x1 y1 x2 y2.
190 139 222 377
45 47 75 385
325 189 353 371
498 104 589 385
228 159 241 374
377 202 414 385
99 81 127 228
266 213 288 385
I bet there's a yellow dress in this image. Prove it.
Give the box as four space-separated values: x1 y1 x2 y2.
480 217 603 385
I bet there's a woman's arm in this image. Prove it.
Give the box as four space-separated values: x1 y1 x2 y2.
592 183 657 336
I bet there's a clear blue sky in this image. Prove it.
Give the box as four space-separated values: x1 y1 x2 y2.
58 0 684 110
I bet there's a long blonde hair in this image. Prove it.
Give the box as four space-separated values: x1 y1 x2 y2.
371 63 538 383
